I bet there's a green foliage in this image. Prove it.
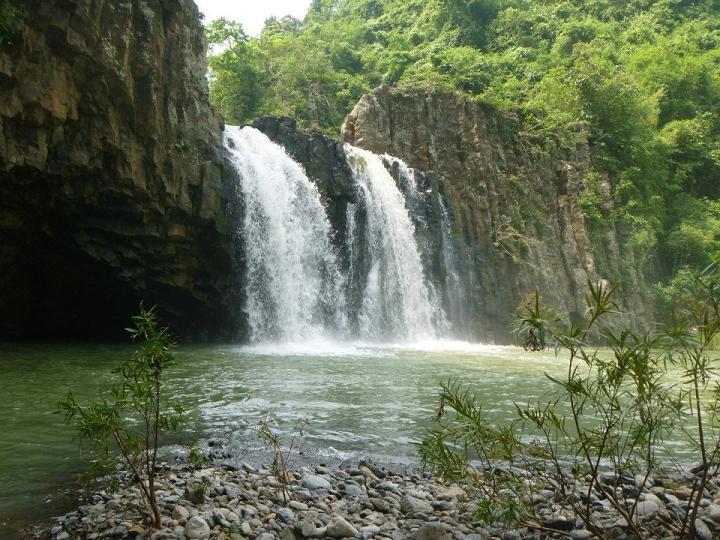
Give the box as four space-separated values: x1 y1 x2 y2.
174 139 191 154
0 0 17 47
58 306 185 529
513 291 559 350
187 442 209 469
418 379 535 526
422 278 720 538
658 262 720 538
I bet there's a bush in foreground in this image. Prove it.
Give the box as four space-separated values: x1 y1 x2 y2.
59 305 184 529
421 267 720 540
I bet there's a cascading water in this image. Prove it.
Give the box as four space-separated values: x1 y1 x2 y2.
344 145 444 341
224 126 458 344
224 126 344 343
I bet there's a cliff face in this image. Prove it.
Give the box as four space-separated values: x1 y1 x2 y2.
342 86 653 340
0 0 235 340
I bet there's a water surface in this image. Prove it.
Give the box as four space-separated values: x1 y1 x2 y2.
0 341 700 536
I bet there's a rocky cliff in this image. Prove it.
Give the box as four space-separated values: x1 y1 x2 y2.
342 86 654 340
0 0 235 340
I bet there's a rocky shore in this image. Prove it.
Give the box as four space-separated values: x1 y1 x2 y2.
37 453 720 540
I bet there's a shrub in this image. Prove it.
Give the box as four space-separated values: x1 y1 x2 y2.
58 305 185 529
421 278 720 539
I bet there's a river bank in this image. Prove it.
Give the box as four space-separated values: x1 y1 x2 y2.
35 451 720 540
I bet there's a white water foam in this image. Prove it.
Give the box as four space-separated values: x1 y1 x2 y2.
224 126 345 343
344 145 442 341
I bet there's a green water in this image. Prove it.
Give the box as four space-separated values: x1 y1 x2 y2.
0 341 700 536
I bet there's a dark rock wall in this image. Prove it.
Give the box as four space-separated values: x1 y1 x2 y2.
0 0 236 340
342 86 654 341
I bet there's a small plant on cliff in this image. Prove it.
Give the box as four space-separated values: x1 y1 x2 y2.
59 305 185 529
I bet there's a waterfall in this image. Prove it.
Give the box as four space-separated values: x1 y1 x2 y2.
344 145 443 341
224 126 344 343
223 126 455 344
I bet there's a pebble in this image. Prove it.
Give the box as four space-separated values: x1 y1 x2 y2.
400 495 433 514
302 474 333 490
326 516 359 538
41 457 720 540
171 505 189 522
706 503 720 523
416 522 452 540
277 507 295 522
695 518 713 540
634 500 660 517
183 516 210 540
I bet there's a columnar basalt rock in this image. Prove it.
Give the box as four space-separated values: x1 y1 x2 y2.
342 85 654 341
0 0 236 339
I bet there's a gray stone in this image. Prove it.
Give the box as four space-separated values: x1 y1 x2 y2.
634 500 660 517
706 503 720 523
105 499 122 510
300 520 324 538
415 523 452 540
327 517 359 538
293 489 315 501
401 495 434 514
184 516 211 540
277 508 295 523
379 481 400 493
343 483 365 498
694 518 713 540
302 475 333 490
280 528 297 540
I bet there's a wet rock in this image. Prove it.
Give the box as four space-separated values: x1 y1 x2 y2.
341 85 654 340
542 518 574 532
0 0 234 341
